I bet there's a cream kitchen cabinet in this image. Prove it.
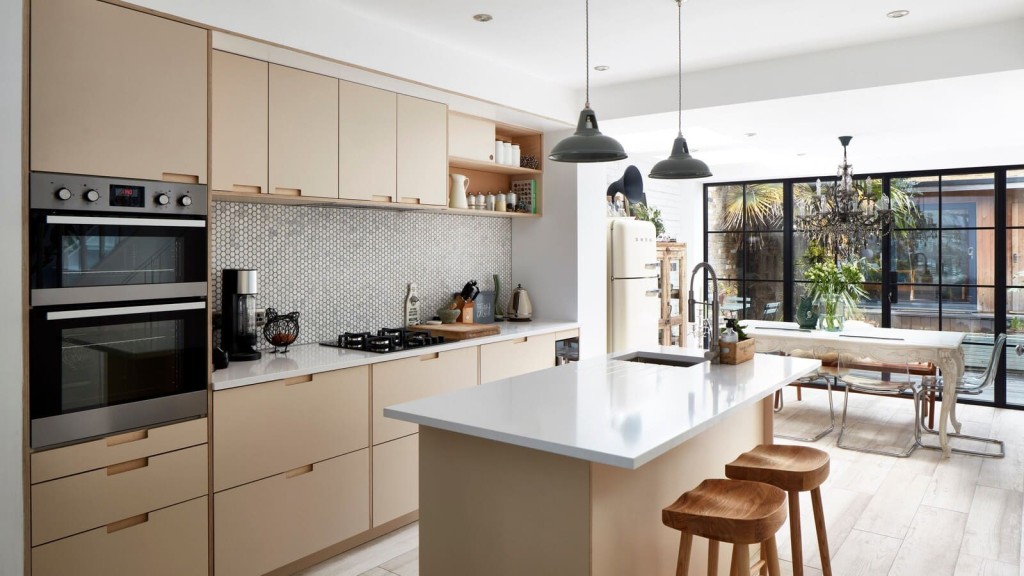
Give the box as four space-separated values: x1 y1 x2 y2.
212 50 268 194
397 94 448 206
213 366 369 492
479 332 559 384
448 112 496 162
340 80 397 202
269 64 339 198
215 449 370 576
372 434 419 527
30 0 207 183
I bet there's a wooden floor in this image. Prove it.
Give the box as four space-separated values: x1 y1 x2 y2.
297 389 1024 576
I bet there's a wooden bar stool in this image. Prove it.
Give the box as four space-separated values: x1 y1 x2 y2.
725 445 831 576
662 479 787 576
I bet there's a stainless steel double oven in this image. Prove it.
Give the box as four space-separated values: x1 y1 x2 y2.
29 172 209 449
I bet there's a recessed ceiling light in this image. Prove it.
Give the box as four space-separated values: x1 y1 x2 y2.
796 152 806 156
887 9 910 18
473 13 493 22
745 132 757 137
594 65 610 71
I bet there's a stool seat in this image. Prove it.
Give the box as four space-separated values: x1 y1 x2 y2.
725 444 829 492
662 479 787 545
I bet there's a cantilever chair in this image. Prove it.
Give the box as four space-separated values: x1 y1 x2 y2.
916 333 1006 458
836 351 922 458
774 346 836 442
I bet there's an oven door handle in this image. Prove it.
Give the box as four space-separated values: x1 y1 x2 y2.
46 215 206 228
46 301 206 320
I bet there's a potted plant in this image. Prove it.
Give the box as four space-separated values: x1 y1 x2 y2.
804 261 867 331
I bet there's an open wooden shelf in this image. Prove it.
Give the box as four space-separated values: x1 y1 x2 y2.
448 156 541 176
212 191 537 218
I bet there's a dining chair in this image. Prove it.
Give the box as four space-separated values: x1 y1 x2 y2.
762 302 781 321
836 351 922 458
915 333 1006 458
775 346 836 442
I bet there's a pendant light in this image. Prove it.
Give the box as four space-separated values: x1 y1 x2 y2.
548 0 627 163
649 0 711 179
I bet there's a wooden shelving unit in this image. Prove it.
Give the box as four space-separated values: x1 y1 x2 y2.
657 242 688 346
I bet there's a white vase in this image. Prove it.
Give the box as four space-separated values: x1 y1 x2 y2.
449 174 469 209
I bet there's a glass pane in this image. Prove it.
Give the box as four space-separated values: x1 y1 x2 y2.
891 230 939 285
706 185 744 232
708 233 743 280
941 229 990 287
1008 333 1024 406
1008 288 1024 329
740 281 783 321
793 182 816 223
1007 169 1024 226
743 183 784 231
743 232 783 281
858 283 882 327
892 176 939 229
891 292 939 330
942 288 993 333
940 173 994 228
962 334 996 403
1008 229 1024 286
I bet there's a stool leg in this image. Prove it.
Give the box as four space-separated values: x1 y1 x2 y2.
759 544 768 576
676 533 693 576
811 488 832 576
788 491 803 576
731 543 750 576
764 536 781 576
707 539 719 576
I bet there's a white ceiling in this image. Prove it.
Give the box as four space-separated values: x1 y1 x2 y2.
332 0 1024 88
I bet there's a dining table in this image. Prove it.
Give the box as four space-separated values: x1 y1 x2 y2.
742 319 967 457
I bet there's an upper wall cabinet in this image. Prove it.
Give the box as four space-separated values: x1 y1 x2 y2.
448 113 496 163
269 64 339 198
31 0 207 183
397 95 447 206
212 51 268 194
339 81 397 202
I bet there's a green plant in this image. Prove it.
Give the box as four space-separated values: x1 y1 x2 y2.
631 203 665 237
804 261 867 313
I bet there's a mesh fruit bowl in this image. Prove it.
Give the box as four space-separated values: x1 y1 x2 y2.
263 308 300 353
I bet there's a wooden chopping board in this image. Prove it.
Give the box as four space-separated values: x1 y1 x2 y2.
412 323 500 341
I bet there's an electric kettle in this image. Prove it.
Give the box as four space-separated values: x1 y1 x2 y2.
506 283 533 322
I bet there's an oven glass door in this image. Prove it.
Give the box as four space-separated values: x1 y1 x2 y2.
30 300 207 447
30 212 207 305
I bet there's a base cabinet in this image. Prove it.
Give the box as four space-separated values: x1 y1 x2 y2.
214 449 371 576
480 332 558 384
32 496 208 576
372 435 419 527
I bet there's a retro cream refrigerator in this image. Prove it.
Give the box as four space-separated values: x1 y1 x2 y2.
607 219 660 352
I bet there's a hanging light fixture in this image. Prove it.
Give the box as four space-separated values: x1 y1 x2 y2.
649 0 711 179
548 0 627 163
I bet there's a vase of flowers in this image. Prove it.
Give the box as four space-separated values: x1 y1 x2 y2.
804 261 866 332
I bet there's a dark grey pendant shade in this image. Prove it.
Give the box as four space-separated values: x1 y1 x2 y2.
649 135 711 179
549 107 628 163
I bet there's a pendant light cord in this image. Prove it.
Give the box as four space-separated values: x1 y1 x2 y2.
585 0 590 108
676 0 682 137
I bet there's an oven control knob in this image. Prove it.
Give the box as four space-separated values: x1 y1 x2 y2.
156 193 170 206
179 195 193 207
84 189 99 202
55 187 71 201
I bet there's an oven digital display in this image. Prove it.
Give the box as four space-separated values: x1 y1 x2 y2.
109 185 145 208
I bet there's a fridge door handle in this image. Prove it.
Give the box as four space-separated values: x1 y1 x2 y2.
645 289 661 297
644 262 660 270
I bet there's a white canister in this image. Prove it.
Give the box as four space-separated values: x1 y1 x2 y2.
511 144 521 167
485 193 495 211
495 192 506 212
506 191 517 212
502 142 513 165
495 141 505 165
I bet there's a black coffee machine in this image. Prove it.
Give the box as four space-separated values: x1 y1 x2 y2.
222 269 261 361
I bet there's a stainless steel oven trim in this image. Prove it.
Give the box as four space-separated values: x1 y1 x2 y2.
31 390 207 449
46 301 206 320
32 282 208 307
46 214 206 228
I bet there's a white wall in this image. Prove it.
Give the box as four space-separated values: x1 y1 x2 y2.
0 0 23 572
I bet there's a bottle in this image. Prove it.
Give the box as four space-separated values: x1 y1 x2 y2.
404 283 421 326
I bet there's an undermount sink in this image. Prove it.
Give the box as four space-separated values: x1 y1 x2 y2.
613 351 708 368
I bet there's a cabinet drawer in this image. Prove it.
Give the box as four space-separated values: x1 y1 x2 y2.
32 496 207 576
372 434 418 527
372 347 476 445
32 444 207 546
214 366 369 491
480 332 558 384
215 449 370 576
31 417 207 484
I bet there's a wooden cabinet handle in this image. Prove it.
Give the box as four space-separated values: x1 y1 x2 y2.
107 457 148 476
399 197 422 205
372 195 394 203
274 187 301 196
231 184 262 194
283 374 314 386
285 463 314 479
106 429 148 447
161 172 200 184
107 513 148 534
419 352 440 362
512 337 528 344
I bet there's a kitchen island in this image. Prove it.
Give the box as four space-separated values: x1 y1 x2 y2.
385 347 820 576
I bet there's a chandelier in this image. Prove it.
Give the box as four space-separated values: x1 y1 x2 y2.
795 136 892 260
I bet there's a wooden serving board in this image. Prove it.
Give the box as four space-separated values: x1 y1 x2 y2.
412 323 500 341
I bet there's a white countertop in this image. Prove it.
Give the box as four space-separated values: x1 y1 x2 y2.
384 347 820 470
212 320 579 391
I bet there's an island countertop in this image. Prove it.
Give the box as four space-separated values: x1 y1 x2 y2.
385 347 820 469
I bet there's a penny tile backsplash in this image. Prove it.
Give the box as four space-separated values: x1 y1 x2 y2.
212 202 512 348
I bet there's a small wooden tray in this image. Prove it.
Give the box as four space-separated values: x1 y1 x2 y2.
412 323 500 341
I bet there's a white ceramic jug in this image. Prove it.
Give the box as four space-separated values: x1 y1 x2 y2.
449 174 469 209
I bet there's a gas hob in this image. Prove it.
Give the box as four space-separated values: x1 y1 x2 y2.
319 327 446 354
